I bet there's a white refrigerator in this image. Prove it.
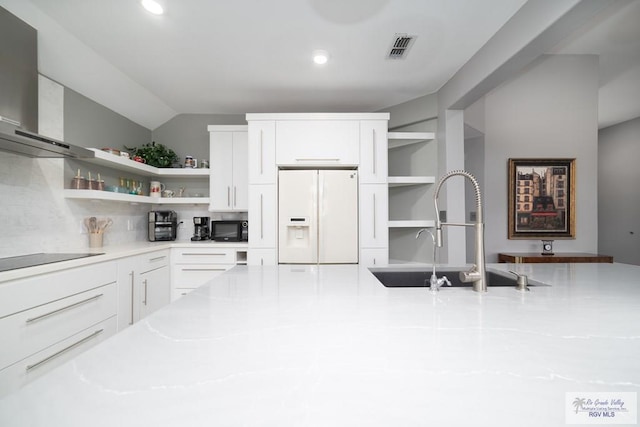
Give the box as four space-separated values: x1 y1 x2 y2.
278 169 358 264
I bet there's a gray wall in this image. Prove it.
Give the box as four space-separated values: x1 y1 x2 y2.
598 116 640 265
64 87 151 150
152 114 246 164
479 54 599 261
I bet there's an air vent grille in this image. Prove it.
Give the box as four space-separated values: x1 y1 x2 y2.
387 34 416 59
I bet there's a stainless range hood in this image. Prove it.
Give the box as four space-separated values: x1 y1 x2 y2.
0 119 94 159
0 7 94 159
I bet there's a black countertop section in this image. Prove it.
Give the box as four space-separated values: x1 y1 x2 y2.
0 253 103 272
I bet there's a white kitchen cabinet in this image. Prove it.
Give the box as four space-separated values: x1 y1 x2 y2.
0 317 117 397
171 246 247 301
116 250 170 330
359 120 388 184
0 261 118 397
209 126 248 211
275 120 360 166
248 184 277 249
359 184 389 265
359 248 389 266
247 248 277 266
248 121 276 184
359 184 389 248
139 263 170 318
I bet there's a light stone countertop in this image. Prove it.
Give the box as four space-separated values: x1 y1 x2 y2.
0 241 248 283
0 262 639 426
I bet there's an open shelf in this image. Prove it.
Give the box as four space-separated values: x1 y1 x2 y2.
387 132 435 149
85 149 209 178
387 176 436 187
388 220 435 228
64 190 209 205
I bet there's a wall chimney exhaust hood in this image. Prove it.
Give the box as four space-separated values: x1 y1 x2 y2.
0 119 94 159
0 7 94 159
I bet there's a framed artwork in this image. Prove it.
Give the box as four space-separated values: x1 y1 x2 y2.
508 158 576 239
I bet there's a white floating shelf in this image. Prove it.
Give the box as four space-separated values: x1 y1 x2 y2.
64 190 209 205
388 176 436 187
388 220 436 228
84 149 209 178
387 132 435 149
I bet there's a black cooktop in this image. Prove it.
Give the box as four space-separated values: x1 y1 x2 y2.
0 253 104 273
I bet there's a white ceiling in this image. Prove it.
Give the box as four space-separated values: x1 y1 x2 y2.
9 0 640 130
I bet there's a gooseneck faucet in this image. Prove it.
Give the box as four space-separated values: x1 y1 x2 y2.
433 170 487 292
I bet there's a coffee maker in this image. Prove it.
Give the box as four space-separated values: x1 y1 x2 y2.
191 216 210 241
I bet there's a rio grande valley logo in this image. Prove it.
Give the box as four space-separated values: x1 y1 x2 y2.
566 392 637 425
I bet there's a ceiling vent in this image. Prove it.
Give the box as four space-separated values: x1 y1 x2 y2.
387 34 416 59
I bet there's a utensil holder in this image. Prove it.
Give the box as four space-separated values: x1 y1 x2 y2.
89 233 103 248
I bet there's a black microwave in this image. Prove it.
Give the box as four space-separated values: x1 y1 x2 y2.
211 220 248 242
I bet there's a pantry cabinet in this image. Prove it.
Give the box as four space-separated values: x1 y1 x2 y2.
248 121 276 184
116 250 170 331
0 261 118 396
247 184 277 265
359 120 388 184
359 184 389 266
208 126 248 211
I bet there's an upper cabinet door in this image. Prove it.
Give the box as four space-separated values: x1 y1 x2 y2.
209 127 248 211
248 121 276 184
231 131 248 210
359 120 388 184
275 120 360 166
209 131 234 210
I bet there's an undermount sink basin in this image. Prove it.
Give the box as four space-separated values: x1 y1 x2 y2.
370 268 543 288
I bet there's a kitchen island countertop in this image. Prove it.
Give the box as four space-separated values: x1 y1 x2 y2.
0 262 639 426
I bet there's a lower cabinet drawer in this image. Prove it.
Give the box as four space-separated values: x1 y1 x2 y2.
172 288 196 301
172 248 236 264
172 264 233 287
0 316 117 397
170 264 233 301
0 282 117 369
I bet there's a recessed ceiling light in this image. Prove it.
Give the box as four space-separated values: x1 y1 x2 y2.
312 50 330 65
141 0 164 15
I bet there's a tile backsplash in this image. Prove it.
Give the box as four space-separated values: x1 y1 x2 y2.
0 153 149 257
0 153 242 257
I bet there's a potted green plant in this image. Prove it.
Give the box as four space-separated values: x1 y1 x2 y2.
124 141 178 168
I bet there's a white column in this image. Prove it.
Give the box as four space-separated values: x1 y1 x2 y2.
441 109 467 265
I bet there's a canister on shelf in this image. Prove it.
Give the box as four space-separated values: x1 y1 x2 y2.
200 159 209 169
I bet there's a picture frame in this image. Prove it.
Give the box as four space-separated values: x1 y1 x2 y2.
508 158 576 239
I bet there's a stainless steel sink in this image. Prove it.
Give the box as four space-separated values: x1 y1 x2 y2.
370 268 544 288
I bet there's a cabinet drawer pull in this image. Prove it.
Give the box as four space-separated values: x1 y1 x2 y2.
260 130 264 175
149 256 166 262
25 329 104 372
143 279 148 305
372 128 377 175
182 267 227 272
295 158 340 162
234 186 237 207
260 194 264 239
373 193 377 239
26 294 104 324
227 186 231 207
